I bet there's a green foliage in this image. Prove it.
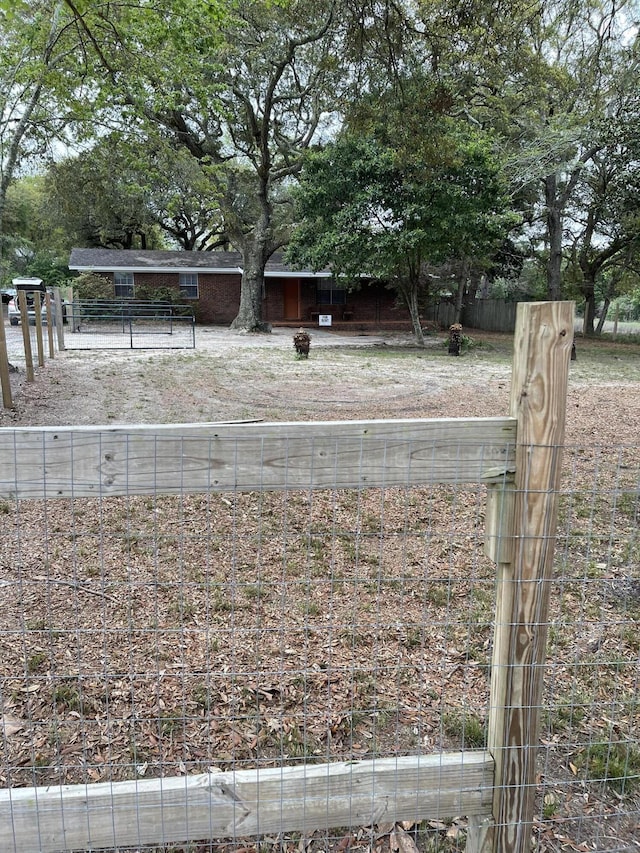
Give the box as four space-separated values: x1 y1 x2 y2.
441 333 481 353
24 252 69 286
442 710 487 749
43 136 226 251
288 117 516 343
45 136 165 251
134 284 181 304
26 651 48 673
52 683 82 712
54 0 350 330
576 740 640 795
0 1 107 233
72 273 114 300
0 177 70 286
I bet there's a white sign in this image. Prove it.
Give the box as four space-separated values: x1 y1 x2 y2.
318 314 332 326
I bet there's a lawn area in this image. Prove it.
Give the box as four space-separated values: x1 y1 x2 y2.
1 326 639 852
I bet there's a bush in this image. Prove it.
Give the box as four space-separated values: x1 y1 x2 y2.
72 273 114 300
134 283 181 303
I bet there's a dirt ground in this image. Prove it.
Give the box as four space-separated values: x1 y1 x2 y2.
2 325 640 448
1 324 640 853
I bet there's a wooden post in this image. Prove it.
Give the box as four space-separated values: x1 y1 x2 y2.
53 286 65 350
18 290 35 382
488 301 574 853
33 294 45 367
0 307 13 408
45 291 55 358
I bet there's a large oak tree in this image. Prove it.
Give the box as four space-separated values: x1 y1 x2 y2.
65 0 347 331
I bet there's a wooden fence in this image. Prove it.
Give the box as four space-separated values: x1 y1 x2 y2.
427 299 519 333
0 302 574 853
0 286 66 409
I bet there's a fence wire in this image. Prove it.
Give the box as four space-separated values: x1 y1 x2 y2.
63 301 196 350
537 443 640 853
0 435 638 853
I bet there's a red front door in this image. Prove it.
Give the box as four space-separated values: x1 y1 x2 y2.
283 279 300 320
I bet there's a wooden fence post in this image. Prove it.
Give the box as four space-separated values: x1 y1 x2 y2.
33 294 45 367
18 290 35 382
45 291 55 358
54 286 65 350
0 307 12 408
488 301 574 853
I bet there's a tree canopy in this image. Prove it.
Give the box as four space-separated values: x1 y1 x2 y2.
288 116 515 344
0 0 638 331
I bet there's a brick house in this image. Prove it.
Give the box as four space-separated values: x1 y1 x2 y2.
68 248 410 328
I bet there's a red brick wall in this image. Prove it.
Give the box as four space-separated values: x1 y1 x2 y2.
264 278 284 321
348 282 408 322
95 271 409 326
98 271 243 324
195 274 242 324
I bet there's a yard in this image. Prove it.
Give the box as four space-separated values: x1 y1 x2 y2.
1 326 640 852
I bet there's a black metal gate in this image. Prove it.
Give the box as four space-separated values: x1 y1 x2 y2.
63 300 196 350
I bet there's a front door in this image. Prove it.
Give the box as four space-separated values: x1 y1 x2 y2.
283 279 300 320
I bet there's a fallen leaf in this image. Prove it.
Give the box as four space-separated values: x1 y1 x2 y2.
2 714 25 736
390 825 420 853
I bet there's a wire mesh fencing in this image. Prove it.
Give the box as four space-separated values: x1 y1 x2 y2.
63 300 196 350
536 443 640 852
0 425 638 852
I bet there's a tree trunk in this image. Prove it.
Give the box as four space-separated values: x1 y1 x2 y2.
544 175 563 301
454 259 470 324
230 249 272 333
400 282 425 346
582 280 597 336
467 271 481 304
595 297 610 335
229 173 274 332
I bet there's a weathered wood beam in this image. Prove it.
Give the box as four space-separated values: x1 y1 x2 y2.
0 298 13 409
0 417 516 499
0 752 494 853
17 291 34 383
488 301 574 853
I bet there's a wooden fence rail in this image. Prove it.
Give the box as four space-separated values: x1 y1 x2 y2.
0 753 495 853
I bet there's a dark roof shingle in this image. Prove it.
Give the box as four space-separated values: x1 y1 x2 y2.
69 248 330 277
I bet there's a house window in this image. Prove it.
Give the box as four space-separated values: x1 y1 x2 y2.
114 272 134 298
316 280 346 305
179 273 199 299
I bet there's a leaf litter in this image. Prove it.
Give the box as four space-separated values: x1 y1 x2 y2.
1 329 639 852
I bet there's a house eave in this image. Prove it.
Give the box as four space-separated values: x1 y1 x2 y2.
70 265 244 275
263 271 331 279
70 265 332 279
